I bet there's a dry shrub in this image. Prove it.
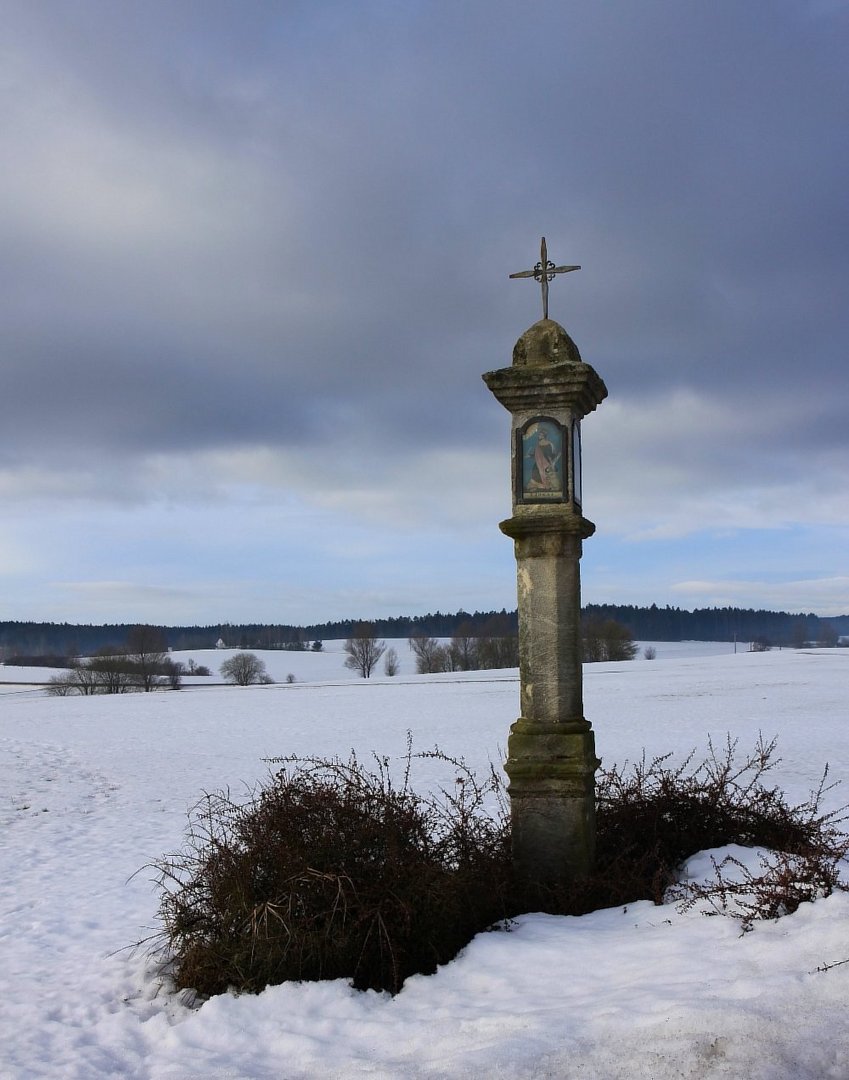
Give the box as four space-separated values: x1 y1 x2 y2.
669 847 845 931
149 735 847 999
588 734 849 918
152 747 513 997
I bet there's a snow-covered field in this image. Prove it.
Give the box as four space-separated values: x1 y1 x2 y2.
2 645 848 1078
0 637 738 690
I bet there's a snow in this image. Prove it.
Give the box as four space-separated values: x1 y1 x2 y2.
2 646 848 1078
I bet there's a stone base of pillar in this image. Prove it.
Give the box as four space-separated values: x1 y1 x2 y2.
505 719 599 887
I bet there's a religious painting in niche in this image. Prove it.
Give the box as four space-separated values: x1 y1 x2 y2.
518 418 566 502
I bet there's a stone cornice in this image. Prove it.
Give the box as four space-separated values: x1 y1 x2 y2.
499 507 596 544
482 361 607 417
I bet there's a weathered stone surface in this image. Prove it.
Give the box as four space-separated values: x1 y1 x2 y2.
506 712 599 882
512 318 582 367
508 519 585 724
502 507 598 882
499 505 595 541
483 318 607 418
508 784 597 884
482 361 607 418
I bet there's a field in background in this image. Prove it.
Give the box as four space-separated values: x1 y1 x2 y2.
0 637 741 691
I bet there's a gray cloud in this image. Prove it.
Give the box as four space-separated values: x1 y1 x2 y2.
1 0 847 619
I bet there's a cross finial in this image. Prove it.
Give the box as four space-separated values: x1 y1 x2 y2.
509 237 580 320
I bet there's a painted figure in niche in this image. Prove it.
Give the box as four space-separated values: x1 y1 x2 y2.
522 420 564 498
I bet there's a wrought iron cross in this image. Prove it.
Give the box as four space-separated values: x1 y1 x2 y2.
509 237 580 320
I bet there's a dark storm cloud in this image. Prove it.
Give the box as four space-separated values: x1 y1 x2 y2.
1 0 847 489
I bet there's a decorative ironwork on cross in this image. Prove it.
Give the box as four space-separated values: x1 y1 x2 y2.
509 237 580 320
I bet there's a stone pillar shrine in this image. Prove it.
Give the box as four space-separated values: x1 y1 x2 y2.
483 238 607 887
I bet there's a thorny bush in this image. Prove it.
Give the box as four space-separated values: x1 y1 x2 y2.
148 735 847 998
583 735 848 924
151 743 512 997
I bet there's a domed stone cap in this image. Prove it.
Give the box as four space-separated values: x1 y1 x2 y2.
512 318 582 367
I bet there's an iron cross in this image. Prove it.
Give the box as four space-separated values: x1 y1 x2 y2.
509 237 580 320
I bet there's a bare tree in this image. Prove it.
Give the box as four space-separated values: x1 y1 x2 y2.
46 655 124 695
409 635 449 674
605 624 638 662
162 658 184 690
46 672 75 696
220 652 274 686
47 634 176 695
449 625 480 671
344 624 386 678
61 658 102 695
475 615 519 669
89 647 135 694
126 625 169 692
46 663 94 696
582 617 638 662
476 634 519 669
383 647 399 676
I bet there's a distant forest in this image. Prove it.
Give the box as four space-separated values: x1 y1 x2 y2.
1 605 847 660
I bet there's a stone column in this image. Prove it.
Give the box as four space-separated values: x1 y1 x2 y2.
483 318 607 887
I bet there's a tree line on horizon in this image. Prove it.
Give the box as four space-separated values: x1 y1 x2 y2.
1 604 846 662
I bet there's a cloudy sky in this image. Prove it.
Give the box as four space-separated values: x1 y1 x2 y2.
2 0 847 627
